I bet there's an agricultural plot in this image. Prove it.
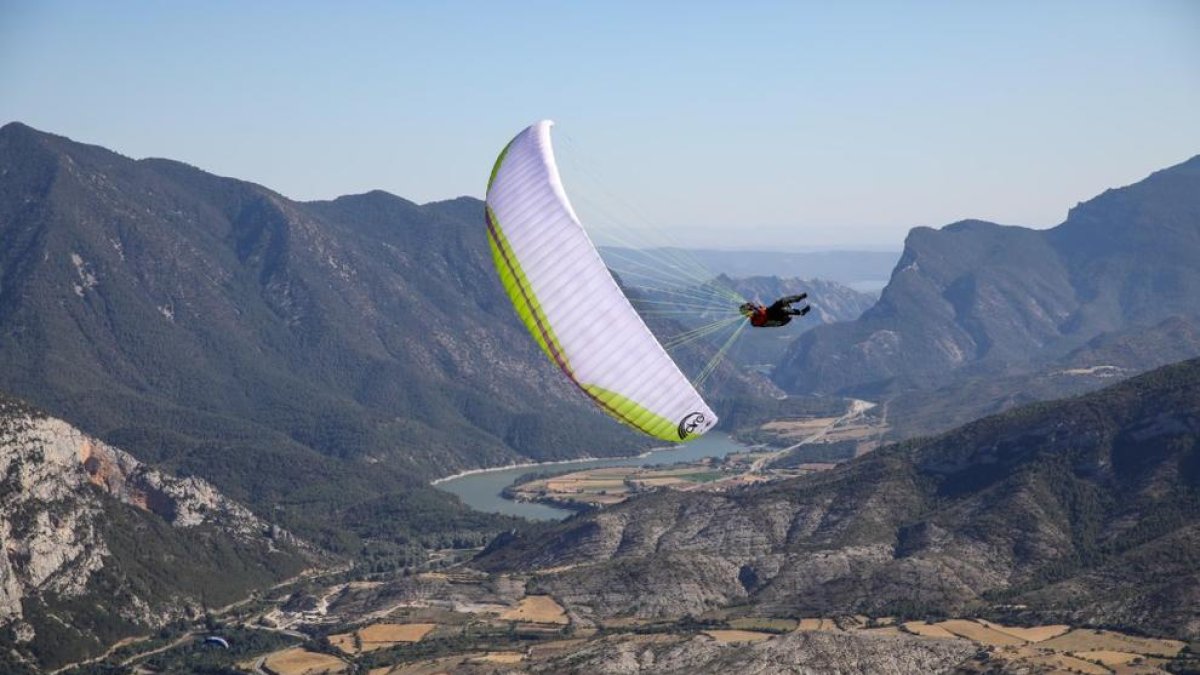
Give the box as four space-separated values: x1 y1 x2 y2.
728 617 798 632
262 647 349 675
936 619 1027 646
369 655 472 675
759 418 840 438
527 638 588 659
329 622 437 654
1039 629 1185 658
976 620 1069 642
859 626 904 636
510 462 737 508
703 629 774 643
796 618 841 632
499 595 569 624
1075 650 1144 666
1022 652 1110 675
470 651 525 664
902 621 958 639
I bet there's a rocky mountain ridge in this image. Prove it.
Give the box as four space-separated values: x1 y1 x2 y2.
775 154 1200 396
0 393 309 670
0 121 722 551
478 358 1200 641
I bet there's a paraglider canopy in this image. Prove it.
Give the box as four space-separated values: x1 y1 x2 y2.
202 636 230 649
485 121 718 441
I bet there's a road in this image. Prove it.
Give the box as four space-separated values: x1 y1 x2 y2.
50 562 348 674
748 398 877 473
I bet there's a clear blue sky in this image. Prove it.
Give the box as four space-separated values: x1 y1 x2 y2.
2 1 1198 248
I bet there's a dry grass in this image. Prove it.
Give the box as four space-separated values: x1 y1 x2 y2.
329 622 437 654
262 647 349 675
976 620 1070 643
555 492 623 505
861 626 904 636
576 479 629 489
822 425 877 441
1075 650 1142 666
703 629 774 643
728 617 798 632
936 619 1027 647
901 621 957 639
327 633 357 655
1040 629 1185 658
761 418 839 436
378 655 470 675
361 623 437 644
528 638 588 659
499 595 569 624
1113 658 1171 675
453 601 510 614
795 618 840 632
794 463 839 472
469 651 525 664
1023 653 1110 675
633 477 688 487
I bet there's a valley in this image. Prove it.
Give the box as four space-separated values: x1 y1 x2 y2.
500 397 889 513
67 556 1194 675
60 360 1200 672
2 123 1198 674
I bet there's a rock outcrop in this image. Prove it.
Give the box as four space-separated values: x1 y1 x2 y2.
479 359 1200 640
774 155 1200 396
0 394 309 670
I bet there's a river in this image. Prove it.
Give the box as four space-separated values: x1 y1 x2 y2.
434 432 751 520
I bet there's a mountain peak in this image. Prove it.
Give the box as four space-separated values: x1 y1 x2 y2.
0 120 37 135
941 218 1004 233
777 150 1200 396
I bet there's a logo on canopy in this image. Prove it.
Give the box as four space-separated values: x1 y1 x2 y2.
677 412 706 440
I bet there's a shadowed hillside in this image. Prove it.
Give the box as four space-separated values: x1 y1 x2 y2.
0 122 661 552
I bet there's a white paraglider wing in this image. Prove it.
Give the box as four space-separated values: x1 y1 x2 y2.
485 121 718 441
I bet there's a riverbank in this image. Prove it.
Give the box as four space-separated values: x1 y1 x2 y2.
429 448 659 486
432 433 752 520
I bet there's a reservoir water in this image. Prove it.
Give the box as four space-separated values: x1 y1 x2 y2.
434 432 750 520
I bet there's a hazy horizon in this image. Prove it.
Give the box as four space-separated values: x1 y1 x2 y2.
3 1 1198 247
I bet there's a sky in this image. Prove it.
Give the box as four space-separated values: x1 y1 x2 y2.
2 1 1198 248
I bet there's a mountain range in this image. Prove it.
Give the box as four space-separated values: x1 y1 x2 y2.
2 121 750 554
478 358 1200 641
4 121 1200 671
604 247 900 289
775 155 1200 398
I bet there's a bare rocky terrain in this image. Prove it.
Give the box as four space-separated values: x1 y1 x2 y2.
776 154 1200 398
477 360 1200 642
0 393 309 670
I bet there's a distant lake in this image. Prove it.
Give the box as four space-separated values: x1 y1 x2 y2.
434 432 751 520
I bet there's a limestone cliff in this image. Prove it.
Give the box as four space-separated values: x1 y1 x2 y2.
0 394 309 670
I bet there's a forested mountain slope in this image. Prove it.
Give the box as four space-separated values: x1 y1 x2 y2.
0 122 763 549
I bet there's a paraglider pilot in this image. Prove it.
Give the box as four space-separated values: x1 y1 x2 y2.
740 294 811 327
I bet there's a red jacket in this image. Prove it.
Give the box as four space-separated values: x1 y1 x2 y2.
749 306 769 327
